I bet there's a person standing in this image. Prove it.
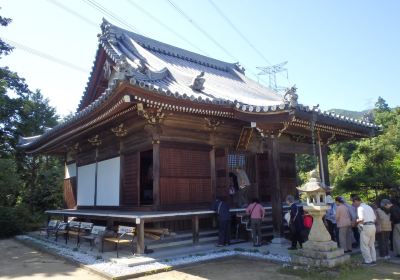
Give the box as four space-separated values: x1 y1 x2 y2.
381 199 400 257
325 195 338 242
335 197 352 253
375 201 392 259
235 167 250 207
352 196 377 265
246 198 265 247
212 197 231 247
351 194 361 247
286 195 304 250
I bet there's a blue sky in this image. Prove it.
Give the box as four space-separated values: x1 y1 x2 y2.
1 0 399 116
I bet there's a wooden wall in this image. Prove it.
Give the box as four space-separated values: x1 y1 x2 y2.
120 152 139 207
257 153 271 202
63 177 77 209
279 153 297 200
159 144 212 209
215 148 228 201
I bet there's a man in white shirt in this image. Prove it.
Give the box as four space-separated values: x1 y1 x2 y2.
352 196 376 266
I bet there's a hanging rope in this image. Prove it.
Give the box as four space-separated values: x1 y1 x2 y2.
311 114 318 168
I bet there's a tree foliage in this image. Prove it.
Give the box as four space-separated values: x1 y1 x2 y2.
0 13 63 236
330 97 400 202
295 96 400 203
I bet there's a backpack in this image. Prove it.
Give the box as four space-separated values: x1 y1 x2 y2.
303 214 313 229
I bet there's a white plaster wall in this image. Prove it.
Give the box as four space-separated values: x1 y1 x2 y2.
96 157 120 206
77 163 96 206
65 163 77 179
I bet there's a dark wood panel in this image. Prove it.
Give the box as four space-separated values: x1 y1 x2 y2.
97 135 119 162
280 153 297 199
159 146 212 207
257 153 271 202
121 152 139 206
77 148 96 166
64 178 77 209
160 148 211 177
160 178 212 205
280 153 297 178
215 148 228 200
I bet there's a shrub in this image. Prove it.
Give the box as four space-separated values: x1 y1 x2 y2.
0 206 43 238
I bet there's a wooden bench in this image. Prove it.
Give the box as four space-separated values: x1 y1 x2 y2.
102 225 135 257
54 222 68 244
68 221 94 246
40 220 59 238
80 225 106 250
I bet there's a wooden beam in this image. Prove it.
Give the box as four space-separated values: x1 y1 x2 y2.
279 141 314 155
268 137 283 237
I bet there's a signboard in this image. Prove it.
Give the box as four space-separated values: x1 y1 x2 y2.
236 127 253 151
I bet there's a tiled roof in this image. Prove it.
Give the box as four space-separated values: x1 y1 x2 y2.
19 19 379 150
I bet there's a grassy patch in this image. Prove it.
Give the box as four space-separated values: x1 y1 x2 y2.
279 256 399 280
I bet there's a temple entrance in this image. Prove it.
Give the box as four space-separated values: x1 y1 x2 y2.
140 150 153 205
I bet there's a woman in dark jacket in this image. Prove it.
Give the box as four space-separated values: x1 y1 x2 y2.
286 195 304 250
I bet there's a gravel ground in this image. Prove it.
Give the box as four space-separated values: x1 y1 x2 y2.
15 235 291 278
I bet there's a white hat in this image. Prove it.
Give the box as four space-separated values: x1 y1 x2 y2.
326 195 334 204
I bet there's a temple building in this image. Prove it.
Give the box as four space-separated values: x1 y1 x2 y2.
19 19 378 253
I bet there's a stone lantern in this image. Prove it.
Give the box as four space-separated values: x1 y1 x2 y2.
291 169 349 267
297 169 327 206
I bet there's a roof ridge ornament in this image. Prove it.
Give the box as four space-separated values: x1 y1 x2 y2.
283 85 298 108
233 62 245 74
191 71 205 92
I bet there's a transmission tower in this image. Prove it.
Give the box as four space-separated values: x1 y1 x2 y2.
257 61 288 90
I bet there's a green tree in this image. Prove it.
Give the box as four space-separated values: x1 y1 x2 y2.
0 15 31 156
333 97 400 202
0 13 63 237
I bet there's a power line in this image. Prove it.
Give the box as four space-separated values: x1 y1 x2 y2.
2 38 88 73
125 0 209 56
47 0 98 28
165 0 239 62
81 0 143 35
165 0 269 85
207 0 272 66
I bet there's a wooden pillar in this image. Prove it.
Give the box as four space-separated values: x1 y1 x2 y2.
119 140 124 207
321 145 330 186
152 141 160 210
268 137 283 237
192 215 199 243
210 147 216 201
136 218 145 255
94 147 99 206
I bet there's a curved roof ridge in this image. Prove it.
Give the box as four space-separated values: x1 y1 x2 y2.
101 19 241 74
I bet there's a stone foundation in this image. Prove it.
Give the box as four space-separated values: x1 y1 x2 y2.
292 240 350 267
291 205 350 268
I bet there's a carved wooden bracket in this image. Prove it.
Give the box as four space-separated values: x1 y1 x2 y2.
111 123 128 137
137 103 166 126
277 121 294 138
88 135 102 146
256 128 276 139
326 133 336 145
204 117 222 132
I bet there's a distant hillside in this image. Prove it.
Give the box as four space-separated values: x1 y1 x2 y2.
327 109 372 120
